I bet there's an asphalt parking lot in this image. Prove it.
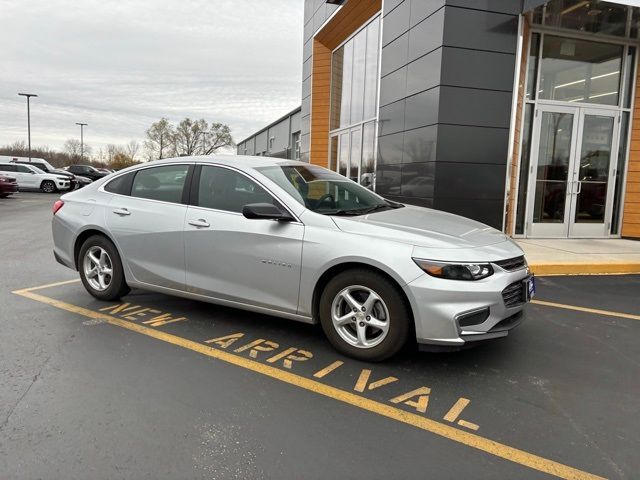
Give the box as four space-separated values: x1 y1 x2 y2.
1 192 639 480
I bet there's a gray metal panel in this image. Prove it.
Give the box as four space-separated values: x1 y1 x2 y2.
404 88 439 131
407 8 445 62
401 162 435 198
403 125 438 164
268 118 291 154
434 162 507 200
377 131 404 165
302 77 311 99
247 137 256 156
291 110 301 133
440 46 515 92
255 130 268 154
409 0 445 27
436 124 510 165
303 38 312 62
438 86 512 129
383 0 405 15
303 57 312 81
443 7 518 54
380 32 408 77
382 0 410 46
378 100 406 136
446 0 522 15
379 66 407 107
406 48 442 97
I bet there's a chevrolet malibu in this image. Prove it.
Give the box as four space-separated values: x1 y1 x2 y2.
52 156 533 361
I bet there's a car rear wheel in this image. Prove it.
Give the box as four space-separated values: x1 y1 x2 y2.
319 269 411 361
79 235 130 301
41 180 56 193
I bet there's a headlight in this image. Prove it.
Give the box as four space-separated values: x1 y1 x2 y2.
413 258 493 281
56 176 68 181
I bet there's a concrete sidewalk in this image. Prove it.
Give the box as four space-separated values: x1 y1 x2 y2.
517 238 640 275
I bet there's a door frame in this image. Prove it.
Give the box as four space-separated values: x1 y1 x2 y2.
524 102 620 238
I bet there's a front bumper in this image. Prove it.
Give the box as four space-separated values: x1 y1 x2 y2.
404 265 530 347
0 183 19 194
57 180 71 190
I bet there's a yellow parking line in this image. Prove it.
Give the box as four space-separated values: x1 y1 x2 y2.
12 287 605 480
13 278 80 293
532 299 640 322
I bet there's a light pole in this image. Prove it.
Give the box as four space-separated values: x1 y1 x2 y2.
18 93 38 161
76 123 88 162
201 131 209 155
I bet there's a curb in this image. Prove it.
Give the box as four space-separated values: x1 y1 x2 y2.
530 263 640 276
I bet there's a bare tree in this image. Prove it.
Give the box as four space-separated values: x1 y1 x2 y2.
203 122 234 154
63 139 82 157
173 118 207 156
145 118 173 160
126 140 140 161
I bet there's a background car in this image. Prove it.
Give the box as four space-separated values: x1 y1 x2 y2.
66 165 107 181
11 159 82 190
52 156 531 361
0 175 18 198
0 162 71 193
97 168 115 174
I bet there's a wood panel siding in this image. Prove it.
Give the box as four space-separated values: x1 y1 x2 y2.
506 19 530 235
309 0 381 168
622 67 640 238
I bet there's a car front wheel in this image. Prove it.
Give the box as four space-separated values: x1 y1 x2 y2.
41 180 56 193
78 235 130 301
319 269 411 361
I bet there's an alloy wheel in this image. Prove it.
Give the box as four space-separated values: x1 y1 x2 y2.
330 285 390 349
83 246 113 291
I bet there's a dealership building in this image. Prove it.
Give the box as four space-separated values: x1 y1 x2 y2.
237 0 640 239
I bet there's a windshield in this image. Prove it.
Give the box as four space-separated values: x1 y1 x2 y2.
30 166 46 174
256 164 401 216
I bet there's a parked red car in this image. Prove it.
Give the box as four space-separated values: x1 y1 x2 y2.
0 175 18 198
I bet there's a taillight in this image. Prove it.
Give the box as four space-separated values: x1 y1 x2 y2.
52 200 64 215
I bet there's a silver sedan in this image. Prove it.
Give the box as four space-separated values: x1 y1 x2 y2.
52 156 533 361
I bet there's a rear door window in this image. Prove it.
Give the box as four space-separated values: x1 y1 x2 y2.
104 172 135 195
131 164 190 203
0 164 17 172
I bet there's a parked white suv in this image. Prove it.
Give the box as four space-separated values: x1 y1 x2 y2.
0 162 71 193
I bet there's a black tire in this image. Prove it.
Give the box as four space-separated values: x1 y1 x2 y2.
41 180 56 193
319 269 411 362
0 193 9 198
78 235 130 301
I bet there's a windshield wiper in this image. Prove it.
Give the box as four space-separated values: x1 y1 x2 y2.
324 203 394 216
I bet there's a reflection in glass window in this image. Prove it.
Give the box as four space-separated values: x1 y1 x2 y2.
525 33 540 101
361 122 376 190
330 16 380 130
131 164 189 203
544 0 628 37
539 36 623 105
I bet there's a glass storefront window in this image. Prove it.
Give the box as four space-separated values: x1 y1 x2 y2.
623 47 636 108
329 16 381 186
525 33 540 101
611 112 629 234
515 104 535 235
544 1 628 37
539 35 623 106
330 16 380 130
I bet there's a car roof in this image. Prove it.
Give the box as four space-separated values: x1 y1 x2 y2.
143 155 310 170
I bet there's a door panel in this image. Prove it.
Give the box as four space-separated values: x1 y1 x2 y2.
106 197 188 289
183 165 303 313
184 207 303 313
527 107 578 237
568 111 617 237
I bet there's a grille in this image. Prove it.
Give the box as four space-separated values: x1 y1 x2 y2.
502 281 525 308
495 256 526 272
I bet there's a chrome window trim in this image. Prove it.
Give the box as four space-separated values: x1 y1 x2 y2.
100 161 303 224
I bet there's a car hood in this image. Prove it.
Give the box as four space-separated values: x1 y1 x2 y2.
330 205 508 249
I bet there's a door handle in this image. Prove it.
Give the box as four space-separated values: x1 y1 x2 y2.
575 181 582 195
112 208 131 216
188 218 210 228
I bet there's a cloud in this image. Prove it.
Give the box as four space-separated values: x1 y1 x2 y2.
0 0 303 151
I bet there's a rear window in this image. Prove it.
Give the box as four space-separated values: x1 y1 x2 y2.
104 172 135 195
131 164 190 203
0 164 17 172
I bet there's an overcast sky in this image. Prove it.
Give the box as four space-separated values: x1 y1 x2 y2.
0 0 304 153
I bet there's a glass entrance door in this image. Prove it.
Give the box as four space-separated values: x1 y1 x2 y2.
526 105 619 238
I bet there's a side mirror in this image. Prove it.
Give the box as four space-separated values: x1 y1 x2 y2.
242 203 294 222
